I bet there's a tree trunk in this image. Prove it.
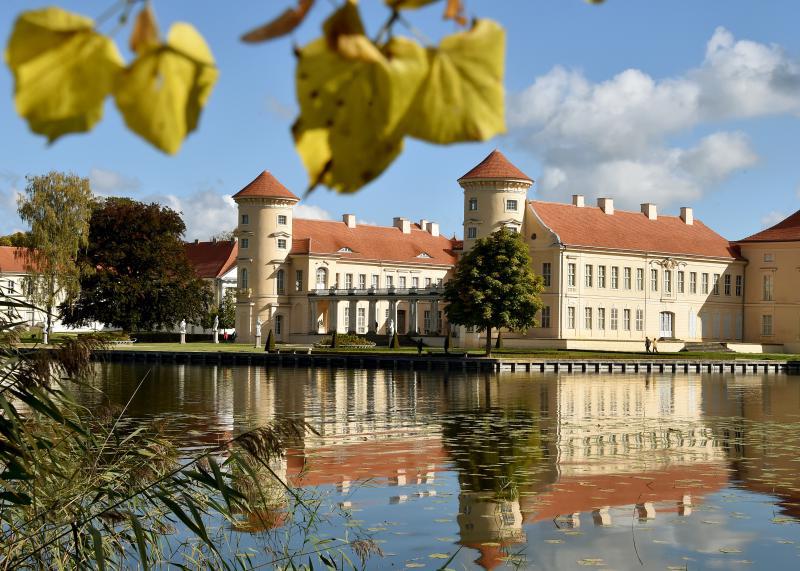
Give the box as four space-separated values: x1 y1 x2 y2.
44 303 52 345
485 326 492 356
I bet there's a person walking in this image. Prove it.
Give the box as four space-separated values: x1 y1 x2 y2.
644 336 651 353
417 337 424 355
652 337 659 354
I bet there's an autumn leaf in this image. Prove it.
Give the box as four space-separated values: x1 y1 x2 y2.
294 35 427 192
405 19 505 144
4 7 124 142
241 0 315 43
323 0 383 62
129 4 160 54
443 0 467 25
114 22 218 154
385 0 441 8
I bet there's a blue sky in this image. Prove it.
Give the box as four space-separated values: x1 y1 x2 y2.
1 0 799 240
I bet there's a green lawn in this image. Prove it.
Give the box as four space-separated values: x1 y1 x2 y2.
98 342 799 361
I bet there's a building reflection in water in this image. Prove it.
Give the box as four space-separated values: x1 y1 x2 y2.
82 364 800 568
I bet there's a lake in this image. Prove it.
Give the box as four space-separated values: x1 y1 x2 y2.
73 363 800 569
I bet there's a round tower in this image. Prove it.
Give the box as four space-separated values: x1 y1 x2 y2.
458 150 533 251
232 171 299 344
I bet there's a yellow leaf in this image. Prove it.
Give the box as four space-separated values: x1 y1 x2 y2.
386 0 440 8
241 0 315 43
295 36 423 192
113 23 218 154
323 0 382 62
129 5 160 54
405 19 506 144
5 7 123 142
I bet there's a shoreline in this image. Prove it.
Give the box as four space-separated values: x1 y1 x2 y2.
92 348 800 375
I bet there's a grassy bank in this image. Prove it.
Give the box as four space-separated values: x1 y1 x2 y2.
98 342 799 361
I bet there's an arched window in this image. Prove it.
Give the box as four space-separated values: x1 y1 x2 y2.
240 268 248 290
276 269 285 294
316 267 328 289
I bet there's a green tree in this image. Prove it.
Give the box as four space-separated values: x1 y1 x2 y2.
61 197 211 332
201 288 236 330
0 231 30 247
16 172 93 343
443 228 544 356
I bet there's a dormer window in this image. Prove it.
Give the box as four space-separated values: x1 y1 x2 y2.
338 247 353 253
416 252 432 259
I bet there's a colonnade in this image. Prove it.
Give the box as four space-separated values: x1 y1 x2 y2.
307 296 442 335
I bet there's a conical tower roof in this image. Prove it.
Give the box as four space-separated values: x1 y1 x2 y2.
232 171 300 201
458 150 532 182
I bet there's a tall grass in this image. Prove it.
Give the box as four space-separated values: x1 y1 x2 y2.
0 293 380 569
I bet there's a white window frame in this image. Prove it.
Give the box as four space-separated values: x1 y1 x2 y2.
542 263 551 287
611 267 619 289
467 227 477 239
567 306 576 329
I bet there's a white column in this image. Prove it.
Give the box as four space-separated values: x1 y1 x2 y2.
389 300 398 332
409 300 419 335
329 300 339 333
431 300 440 334
308 300 317 333
368 300 378 333
349 300 358 333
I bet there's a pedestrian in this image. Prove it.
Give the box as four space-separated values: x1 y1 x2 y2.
652 337 659 353
644 336 651 353
417 337 423 355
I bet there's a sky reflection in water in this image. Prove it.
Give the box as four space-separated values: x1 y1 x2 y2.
75 364 800 570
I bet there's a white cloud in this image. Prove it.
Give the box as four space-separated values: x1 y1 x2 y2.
294 204 332 220
760 210 787 229
89 168 141 196
148 190 237 241
0 171 24 235
509 27 797 209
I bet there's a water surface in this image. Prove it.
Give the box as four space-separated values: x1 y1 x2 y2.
74 363 800 569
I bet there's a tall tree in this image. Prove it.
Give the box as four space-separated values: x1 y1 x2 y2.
17 172 93 343
443 228 544 356
0 231 30 247
61 198 211 332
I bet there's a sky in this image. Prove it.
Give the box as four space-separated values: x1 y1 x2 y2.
1 0 799 241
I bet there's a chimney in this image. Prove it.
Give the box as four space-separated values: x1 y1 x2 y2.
419 218 428 230
342 213 356 228
194 239 199 244
680 206 693 225
597 197 614 215
426 221 440 237
572 194 585 208
393 216 411 234
641 203 657 220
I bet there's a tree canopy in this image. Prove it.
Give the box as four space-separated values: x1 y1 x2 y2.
61 197 211 332
16 172 93 341
443 227 543 355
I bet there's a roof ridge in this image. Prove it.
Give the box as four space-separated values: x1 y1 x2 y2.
529 199 698 222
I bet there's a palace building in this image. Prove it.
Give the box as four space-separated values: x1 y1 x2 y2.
222 150 799 351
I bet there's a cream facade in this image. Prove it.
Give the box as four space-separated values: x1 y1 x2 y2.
736 216 800 353
517 200 746 350
227 153 800 352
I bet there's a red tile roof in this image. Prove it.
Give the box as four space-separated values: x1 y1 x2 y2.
232 171 300 201
459 150 532 182
290 219 457 266
0 246 32 273
531 200 737 259
185 241 238 278
737 209 800 243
